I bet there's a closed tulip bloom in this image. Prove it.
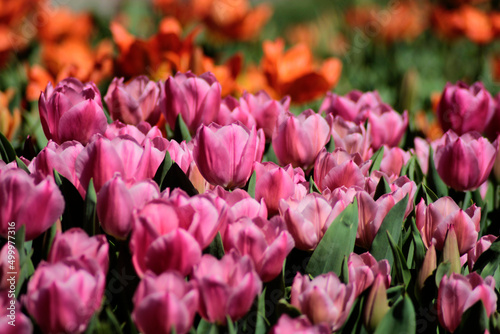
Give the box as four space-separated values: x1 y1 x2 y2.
435 130 498 191
314 148 370 192
217 95 257 129
467 235 497 271
279 193 337 251
48 228 109 275
163 71 221 134
104 120 164 144
97 175 160 239
367 109 409 150
291 272 356 332
193 251 262 324
348 252 391 298
416 197 480 255
272 110 331 170
328 115 372 160
224 216 295 282
379 146 411 176
271 315 330 334
0 167 64 241
193 123 265 189
437 81 494 135
24 260 105 334
0 293 33 334
39 78 108 145
437 273 497 333
105 76 162 125
132 272 199 334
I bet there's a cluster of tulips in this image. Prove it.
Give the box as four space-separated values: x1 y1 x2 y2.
1 71 500 334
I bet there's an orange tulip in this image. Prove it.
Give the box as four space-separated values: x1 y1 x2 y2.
0 89 21 140
37 7 93 43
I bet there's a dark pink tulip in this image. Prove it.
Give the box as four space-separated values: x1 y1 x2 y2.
0 244 19 291
24 260 104 334
437 273 497 333
467 235 497 271
217 95 257 129
435 130 498 191
348 252 391 298
291 272 356 332
48 228 109 274
241 90 290 141
97 175 159 239
211 187 268 227
163 71 221 134
328 115 372 160
132 272 199 334
437 81 494 135
164 139 194 174
105 76 162 125
416 197 480 255
224 216 294 282
279 193 337 251
104 120 164 144
356 191 397 250
39 78 108 145
193 251 262 324
272 109 331 170
254 162 307 215
28 140 84 194
271 315 330 334
0 292 33 334
193 123 265 189
0 167 64 241
320 90 392 123
379 146 411 176
314 148 370 192
367 110 408 150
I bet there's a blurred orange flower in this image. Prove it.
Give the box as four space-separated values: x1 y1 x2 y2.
259 38 342 103
37 7 93 43
0 89 21 141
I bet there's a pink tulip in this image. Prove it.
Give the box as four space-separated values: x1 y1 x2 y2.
193 251 262 324
279 193 337 250
217 95 257 129
0 292 33 334
254 162 307 215
416 197 480 255
379 146 411 176
437 81 494 135
320 90 392 123
163 71 221 134
328 115 372 160
39 78 108 145
0 167 64 241
435 130 498 191
314 148 370 192
348 252 391 298
364 171 399 196
48 228 109 275
324 186 357 216
105 76 162 125
224 216 294 282
367 110 409 150
466 235 497 271
24 260 105 334
132 272 199 334
97 175 160 239
271 315 330 334
272 110 331 170
193 123 265 189
437 272 497 333
291 272 356 332
241 90 290 141
389 176 418 218
104 120 164 144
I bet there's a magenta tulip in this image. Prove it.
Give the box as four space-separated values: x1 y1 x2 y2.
328 115 372 160
271 315 330 334
132 272 199 334
272 109 331 170
416 197 480 255
367 109 409 150
163 71 221 134
437 272 497 333
467 235 497 271
211 187 268 227
437 81 494 135
193 123 265 189
379 146 411 176
104 120 164 145
217 95 257 129
105 76 162 125
0 167 64 241
39 78 107 145
0 293 33 334
435 130 498 191
348 252 391 298
291 272 356 331
193 251 262 324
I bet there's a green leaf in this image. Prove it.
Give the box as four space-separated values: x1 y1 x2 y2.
175 114 192 142
373 295 416 334
410 218 426 268
83 179 97 236
387 232 411 287
247 171 257 198
0 131 16 163
15 157 29 173
306 198 358 277
205 232 224 259
105 307 124 334
422 184 438 203
153 151 173 191
327 135 336 152
255 289 267 334
435 261 451 288
369 146 385 174
197 319 219 334
401 155 424 185
226 316 237 334
309 176 321 194
455 301 489 334
373 176 391 201
426 146 448 198
370 195 409 267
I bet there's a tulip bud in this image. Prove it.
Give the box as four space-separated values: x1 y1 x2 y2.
363 275 390 333
442 227 461 275
417 244 437 292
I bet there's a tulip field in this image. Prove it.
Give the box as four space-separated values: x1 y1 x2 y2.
3 0 500 333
